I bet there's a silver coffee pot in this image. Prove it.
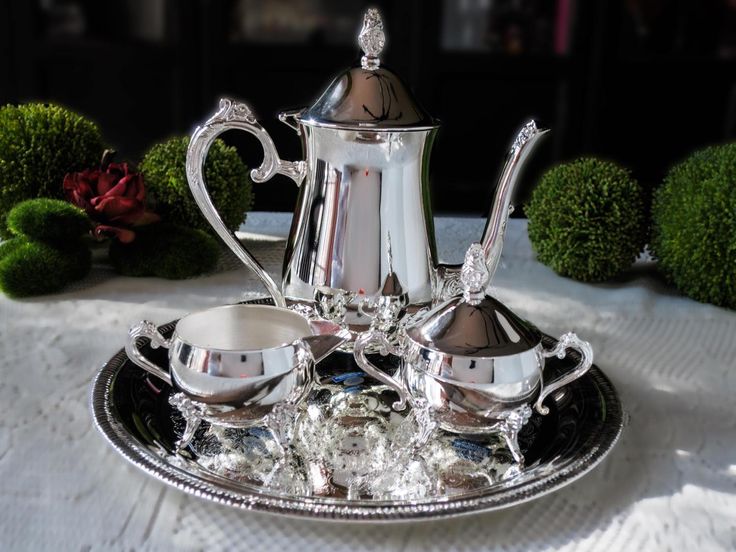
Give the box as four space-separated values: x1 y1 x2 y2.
186 8 548 328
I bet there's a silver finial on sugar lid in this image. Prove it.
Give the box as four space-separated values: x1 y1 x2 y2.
460 243 490 306
359 8 385 70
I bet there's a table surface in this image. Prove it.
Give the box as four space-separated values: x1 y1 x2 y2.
1 213 734 552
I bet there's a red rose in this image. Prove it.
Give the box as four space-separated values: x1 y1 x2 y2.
64 163 159 243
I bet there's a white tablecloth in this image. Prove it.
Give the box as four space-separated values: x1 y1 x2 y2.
1 213 734 551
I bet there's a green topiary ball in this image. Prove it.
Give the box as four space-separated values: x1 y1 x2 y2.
0 103 106 234
0 238 27 263
650 144 736 308
526 157 647 282
109 222 220 279
140 136 253 233
6 198 90 245
0 238 92 297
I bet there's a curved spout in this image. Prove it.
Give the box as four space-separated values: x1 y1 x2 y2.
481 120 549 282
434 121 549 302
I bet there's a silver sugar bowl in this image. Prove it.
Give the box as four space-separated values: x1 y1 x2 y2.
354 244 594 465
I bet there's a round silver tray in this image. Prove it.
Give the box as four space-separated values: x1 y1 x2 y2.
91 300 624 522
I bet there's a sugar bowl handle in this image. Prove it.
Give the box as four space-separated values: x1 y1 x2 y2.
534 332 594 415
186 98 307 308
125 321 173 387
353 330 408 411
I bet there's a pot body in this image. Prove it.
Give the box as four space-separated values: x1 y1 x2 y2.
283 125 439 323
402 340 543 434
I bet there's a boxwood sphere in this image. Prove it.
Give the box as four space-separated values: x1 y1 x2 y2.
0 103 105 233
526 157 647 282
109 222 220 279
0 238 92 297
140 136 253 233
6 198 90 245
650 144 736 308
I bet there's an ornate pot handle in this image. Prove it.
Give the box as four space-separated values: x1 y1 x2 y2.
185 98 307 308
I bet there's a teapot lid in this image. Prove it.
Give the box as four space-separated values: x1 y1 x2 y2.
298 9 437 131
406 244 542 357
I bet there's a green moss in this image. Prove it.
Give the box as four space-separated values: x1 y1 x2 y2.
140 136 253 233
526 157 647 282
0 238 92 297
0 103 106 234
109 222 220 279
6 198 90 244
650 144 736 308
0 237 26 260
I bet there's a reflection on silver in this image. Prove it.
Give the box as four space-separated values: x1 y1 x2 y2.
185 99 305 308
185 8 549 331
125 305 348 450
354 245 594 466
91 307 624 521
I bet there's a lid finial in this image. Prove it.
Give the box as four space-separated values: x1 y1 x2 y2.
460 243 490 305
359 8 385 70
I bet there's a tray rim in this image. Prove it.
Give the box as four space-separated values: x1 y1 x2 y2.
90 314 625 523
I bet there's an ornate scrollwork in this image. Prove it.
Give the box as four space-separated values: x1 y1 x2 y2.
535 332 594 415
510 120 539 156
169 393 208 451
207 98 257 126
434 268 464 302
496 404 532 465
460 243 490 306
359 8 385 70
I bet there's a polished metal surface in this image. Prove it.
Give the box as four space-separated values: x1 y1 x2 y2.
478 121 550 284
125 304 348 450
407 293 542 356
185 99 305 307
282 124 439 319
407 244 542 357
299 8 435 129
185 8 549 327
299 67 436 131
353 244 594 464
91 300 625 522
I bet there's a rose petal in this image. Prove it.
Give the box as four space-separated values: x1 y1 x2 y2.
117 174 142 199
94 196 143 219
134 177 146 202
63 172 95 212
96 171 119 195
94 224 136 243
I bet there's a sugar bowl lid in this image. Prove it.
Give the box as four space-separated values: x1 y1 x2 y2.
406 244 542 357
298 8 437 131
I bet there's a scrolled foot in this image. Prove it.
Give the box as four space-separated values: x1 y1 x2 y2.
169 393 207 453
496 405 532 466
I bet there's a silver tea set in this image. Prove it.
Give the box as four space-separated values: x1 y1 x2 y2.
126 9 593 479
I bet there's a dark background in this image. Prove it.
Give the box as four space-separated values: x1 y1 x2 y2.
2 0 735 215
